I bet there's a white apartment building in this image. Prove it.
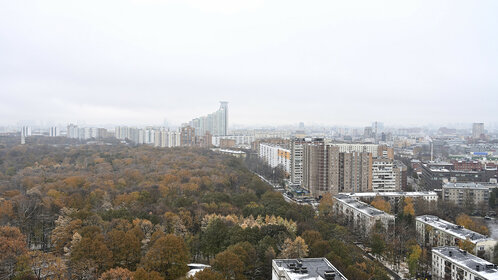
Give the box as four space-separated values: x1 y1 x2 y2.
432 247 498 280
67 124 79 139
154 129 181 148
67 125 102 140
272 258 347 280
372 159 397 192
259 143 291 173
416 215 497 261
211 135 255 147
333 194 395 235
49 126 60 137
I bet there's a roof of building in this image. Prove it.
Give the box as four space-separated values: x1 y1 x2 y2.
416 215 494 244
433 247 498 280
272 258 347 280
211 148 246 154
443 182 491 190
343 191 438 198
334 194 394 218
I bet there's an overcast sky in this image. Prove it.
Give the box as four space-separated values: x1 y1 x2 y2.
1 0 497 128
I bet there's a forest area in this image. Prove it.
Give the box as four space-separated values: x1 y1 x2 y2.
0 137 391 280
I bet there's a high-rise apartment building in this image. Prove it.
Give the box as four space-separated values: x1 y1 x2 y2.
67 124 79 139
473 123 485 139
290 138 327 185
180 126 196 146
21 126 31 144
48 126 60 137
190 101 228 136
302 143 372 197
299 142 400 196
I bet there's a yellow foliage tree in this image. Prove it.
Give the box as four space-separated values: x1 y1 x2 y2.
371 197 391 213
403 197 415 216
456 214 490 235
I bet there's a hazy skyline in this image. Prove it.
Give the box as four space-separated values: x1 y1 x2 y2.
1 0 497 127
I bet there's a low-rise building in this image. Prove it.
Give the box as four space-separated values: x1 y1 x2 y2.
432 247 498 280
420 162 487 190
345 191 438 203
272 258 347 280
333 194 395 235
442 182 495 207
211 148 246 158
416 215 497 260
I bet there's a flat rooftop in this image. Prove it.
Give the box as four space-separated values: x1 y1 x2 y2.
343 191 437 198
334 194 394 218
417 215 492 243
273 258 347 280
443 182 497 189
433 247 498 280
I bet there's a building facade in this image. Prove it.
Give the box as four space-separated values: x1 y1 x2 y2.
290 138 325 185
473 123 485 139
302 143 373 197
189 101 228 136
416 215 497 260
442 182 493 208
432 247 498 280
333 194 395 235
259 143 291 173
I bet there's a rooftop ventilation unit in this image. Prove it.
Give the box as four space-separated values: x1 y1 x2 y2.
324 271 336 279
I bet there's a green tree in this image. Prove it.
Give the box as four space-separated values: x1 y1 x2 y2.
407 244 422 277
370 233 386 256
106 230 141 270
141 234 190 279
201 219 230 259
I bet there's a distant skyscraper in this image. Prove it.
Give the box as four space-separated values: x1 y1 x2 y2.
472 123 484 139
67 124 79 139
20 126 31 145
189 102 228 136
49 126 59 137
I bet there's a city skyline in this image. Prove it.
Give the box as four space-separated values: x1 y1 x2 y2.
1 1 498 127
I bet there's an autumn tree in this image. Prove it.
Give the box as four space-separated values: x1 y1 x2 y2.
106 230 141 270
12 254 35 280
370 196 391 213
459 238 476 253
318 194 334 217
403 197 415 217
212 251 245 280
70 232 113 277
301 230 322 247
133 268 164 280
279 237 309 259
99 267 134 280
141 234 189 279
407 244 422 277
0 226 27 278
187 268 223 280
456 214 489 235
30 251 66 280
